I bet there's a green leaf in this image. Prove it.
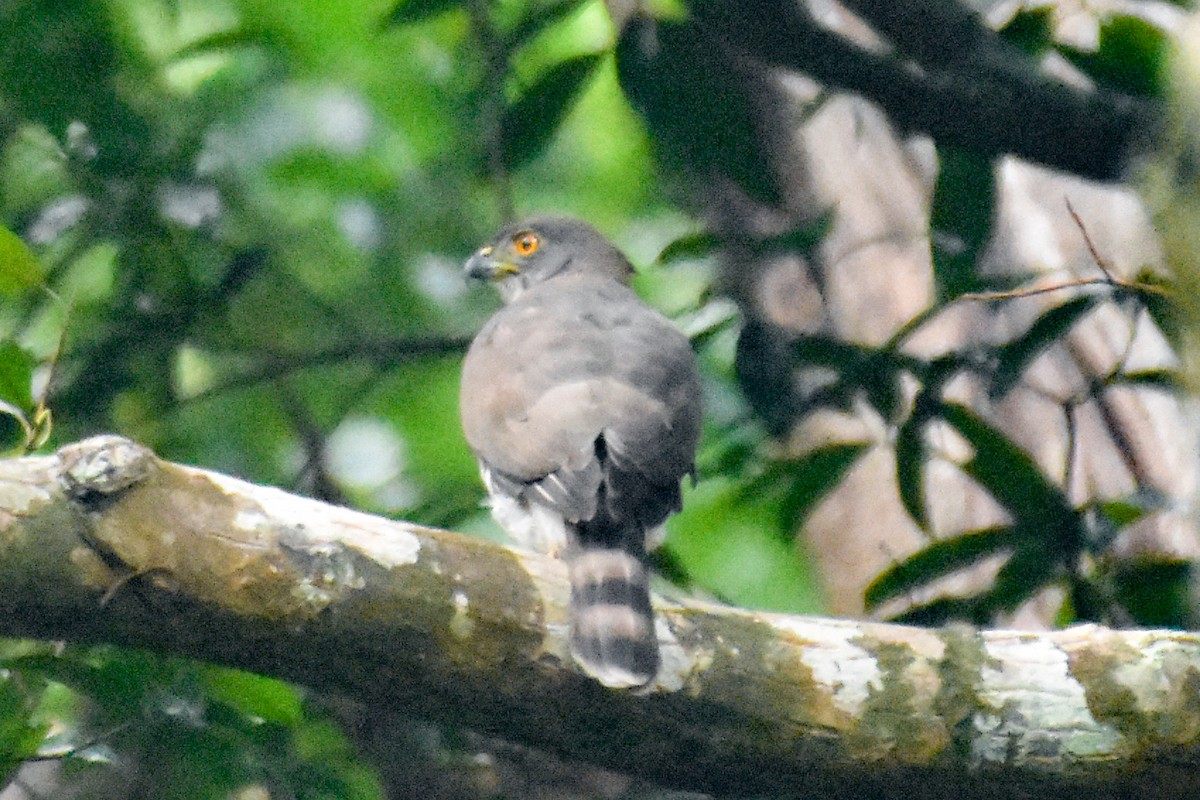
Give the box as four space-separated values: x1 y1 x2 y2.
0 124 70 215
1060 15 1171 99
777 333 919 423
10 651 171 719
941 402 1079 537
694 422 764 480
892 356 971 527
502 53 605 169
987 543 1059 612
863 358 902 423
0 641 50 665
791 335 915 421
890 595 985 626
0 343 39 452
865 525 1019 610
1129 269 1182 342
507 0 593 48
930 146 995 300
656 231 721 264
0 342 36 410
0 402 31 455
0 226 42 294
735 320 801 434
792 335 870 371
1109 368 1181 391
894 404 930 529
998 8 1054 55
0 674 47 781
617 17 782 206
755 213 833 259
1093 492 1164 528
0 0 149 173
991 294 1100 398
777 442 869 528
202 666 303 726
383 0 460 26
1081 489 1168 553
171 28 262 61
1112 558 1192 627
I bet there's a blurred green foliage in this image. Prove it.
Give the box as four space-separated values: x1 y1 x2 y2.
0 641 381 800
0 0 1193 795
0 0 816 794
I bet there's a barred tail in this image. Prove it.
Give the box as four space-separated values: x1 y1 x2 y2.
567 543 658 688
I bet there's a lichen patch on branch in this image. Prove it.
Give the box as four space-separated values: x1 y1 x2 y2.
974 629 1121 765
205 467 423 570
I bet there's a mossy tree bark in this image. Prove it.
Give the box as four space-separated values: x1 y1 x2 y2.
1 436 1198 798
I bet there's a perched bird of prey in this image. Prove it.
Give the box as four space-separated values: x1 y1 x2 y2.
460 216 702 688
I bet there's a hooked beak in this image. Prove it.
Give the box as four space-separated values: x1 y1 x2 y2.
464 246 520 282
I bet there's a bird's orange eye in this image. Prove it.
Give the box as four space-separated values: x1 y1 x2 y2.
513 231 539 256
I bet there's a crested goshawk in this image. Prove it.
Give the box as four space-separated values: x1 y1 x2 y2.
460 216 701 688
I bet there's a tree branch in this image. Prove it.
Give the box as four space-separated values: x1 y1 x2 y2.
685 0 1156 180
2 436 1199 798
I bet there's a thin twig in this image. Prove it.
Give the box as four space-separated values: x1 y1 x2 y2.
1065 198 1116 284
959 276 1168 302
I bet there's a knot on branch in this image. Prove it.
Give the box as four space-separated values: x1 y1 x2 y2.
57 435 158 510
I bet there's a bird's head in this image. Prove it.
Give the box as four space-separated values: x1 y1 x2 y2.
464 216 634 303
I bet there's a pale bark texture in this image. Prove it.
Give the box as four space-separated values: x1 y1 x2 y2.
625 0 1200 623
1 435 1200 798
